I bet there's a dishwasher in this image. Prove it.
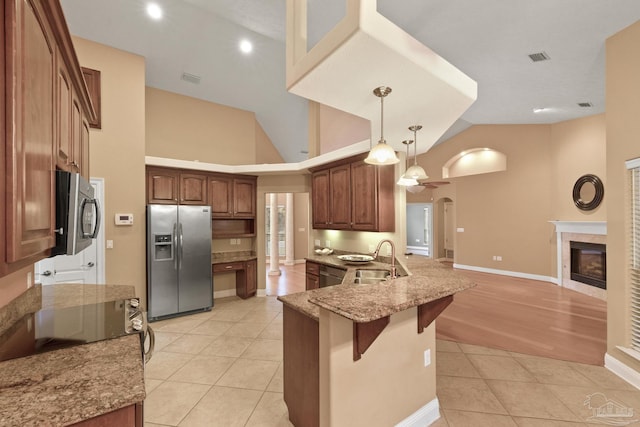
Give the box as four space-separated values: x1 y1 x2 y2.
319 264 347 288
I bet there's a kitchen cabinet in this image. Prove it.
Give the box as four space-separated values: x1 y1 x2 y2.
209 175 233 217
233 178 256 218
209 175 256 218
70 402 142 427
147 168 179 204
305 261 320 290
1 0 94 274
212 258 257 299
180 173 208 205
311 154 395 232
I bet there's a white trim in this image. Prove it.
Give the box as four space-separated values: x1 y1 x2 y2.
626 157 640 170
256 289 267 297
213 289 237 299
90 177 106 284
548 221 607 235
407 246 431 257
453 263 558 284
394 397 440 427
606 351 640 390
145 140 370 175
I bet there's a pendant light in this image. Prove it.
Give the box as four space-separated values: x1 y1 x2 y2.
403 125 429 180
397 140 419 186
365 86 400 165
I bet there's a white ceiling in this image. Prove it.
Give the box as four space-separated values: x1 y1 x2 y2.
60 0 640 162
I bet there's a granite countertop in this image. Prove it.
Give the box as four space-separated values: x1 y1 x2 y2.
212 251 257 264
278 255 474 323
0 284 145 427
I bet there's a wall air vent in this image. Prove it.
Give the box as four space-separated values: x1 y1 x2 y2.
181 72 201 84
528 51 550 62
578 102 593 108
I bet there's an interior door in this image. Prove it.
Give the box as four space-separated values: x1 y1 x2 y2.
444 201 455 255
35 179 104 285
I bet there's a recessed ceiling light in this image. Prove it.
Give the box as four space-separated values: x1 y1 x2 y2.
533 107 548 113
239 39 253 54
146 3 163 20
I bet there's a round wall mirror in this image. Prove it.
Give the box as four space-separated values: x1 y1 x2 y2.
572 174 604 211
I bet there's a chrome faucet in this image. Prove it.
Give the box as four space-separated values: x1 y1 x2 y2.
372 239 397 279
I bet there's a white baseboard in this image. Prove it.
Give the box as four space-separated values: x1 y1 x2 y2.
395 397 440 427
605 352 640 390
213 289 237 299
453 263 557 284
256 289 267 297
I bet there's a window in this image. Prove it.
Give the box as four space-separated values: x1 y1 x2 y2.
628 158 640 351
265 205 286 257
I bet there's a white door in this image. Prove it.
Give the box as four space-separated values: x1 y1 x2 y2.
444 201 455 253
36 178 105 285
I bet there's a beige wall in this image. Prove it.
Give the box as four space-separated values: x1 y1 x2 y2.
319 308 436 426
72 37 148 305
550 114 607 221
407 116 606 277
146 87 283 165
319 104 370 154
606 21 640 371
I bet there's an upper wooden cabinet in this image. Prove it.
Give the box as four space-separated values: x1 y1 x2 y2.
311 154 395 232
1 0 95 275
209 175 256 219
147 168 179 204
180 173 208 205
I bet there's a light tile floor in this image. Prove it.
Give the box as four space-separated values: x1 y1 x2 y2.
144 296 640 426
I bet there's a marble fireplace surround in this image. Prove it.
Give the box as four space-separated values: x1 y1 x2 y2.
550 221 607 300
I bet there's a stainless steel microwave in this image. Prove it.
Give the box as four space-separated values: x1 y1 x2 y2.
51 171 101 256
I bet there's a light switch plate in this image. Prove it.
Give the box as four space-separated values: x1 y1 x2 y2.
424 349 431 367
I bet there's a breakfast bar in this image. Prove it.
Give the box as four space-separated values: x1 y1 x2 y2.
278 255 475 427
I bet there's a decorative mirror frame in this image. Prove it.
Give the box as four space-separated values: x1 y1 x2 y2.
572 174 604 211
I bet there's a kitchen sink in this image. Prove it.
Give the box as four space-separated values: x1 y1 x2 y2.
354 269 391 284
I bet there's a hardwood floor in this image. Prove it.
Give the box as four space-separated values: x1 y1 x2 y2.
266 264 608 366
265 263 305 296
437 269 607 366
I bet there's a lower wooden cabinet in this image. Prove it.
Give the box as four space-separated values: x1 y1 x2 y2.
306 261 320 290
212 258 257 299
69 402 142 427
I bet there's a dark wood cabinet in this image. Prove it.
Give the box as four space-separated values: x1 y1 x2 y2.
1 0 95 275
310 154 395 232
305 261 320 290
180 173 208 205
5 0 57 264
213 258 257 299
147 168 179 204
233 178 256 218
70 402 142 427
311 171 330 229
209 175 233 217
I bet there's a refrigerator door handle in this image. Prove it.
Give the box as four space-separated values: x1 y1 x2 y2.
173 223 178 270
178 223 184 270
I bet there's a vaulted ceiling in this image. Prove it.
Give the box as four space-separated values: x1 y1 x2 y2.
60 0 640 162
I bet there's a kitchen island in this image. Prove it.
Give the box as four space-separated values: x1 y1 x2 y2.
0 284 146 427
278 255 474 427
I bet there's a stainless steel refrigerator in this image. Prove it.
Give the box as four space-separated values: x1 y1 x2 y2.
146 205 213 321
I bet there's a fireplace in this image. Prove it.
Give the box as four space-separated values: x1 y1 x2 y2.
570 241 606 289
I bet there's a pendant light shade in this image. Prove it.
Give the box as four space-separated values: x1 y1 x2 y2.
403 125 428 180
397 140 418 186
406 184 425 193
365 86 400 165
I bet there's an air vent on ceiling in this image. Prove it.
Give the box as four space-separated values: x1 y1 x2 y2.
300 150 309 154
181 72 201 84
528 51 550 62
578 102 593 108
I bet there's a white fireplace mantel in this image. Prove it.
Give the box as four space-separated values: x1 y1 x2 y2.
549 221 607 298
549 221 607 235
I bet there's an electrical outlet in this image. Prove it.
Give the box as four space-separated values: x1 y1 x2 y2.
424 349 431 367
497 256 502 261
27 272 32 288
230 239 235 245
106 240 114 249
492 255 497 261
236 238 241 245
315 239 321 247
